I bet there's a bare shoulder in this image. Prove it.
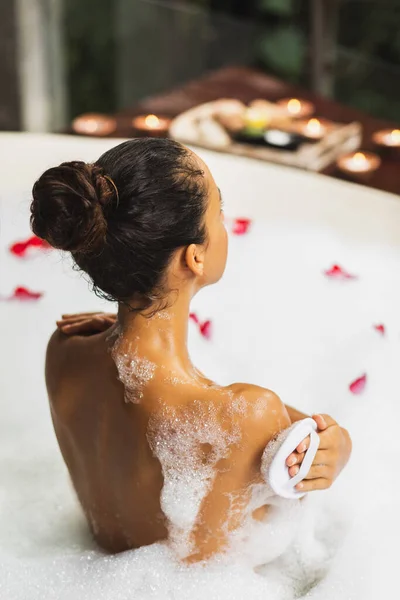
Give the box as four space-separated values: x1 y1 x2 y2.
45 329 85 397
226 382 291 447
46 328 68 370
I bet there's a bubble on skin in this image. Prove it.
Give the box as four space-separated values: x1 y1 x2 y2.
162 365 222 391
154 310 172 321
164 373 187 387
147 399 242 558
111 329 156 403
229 394 247 415
253 396 269 419
145 388 289 560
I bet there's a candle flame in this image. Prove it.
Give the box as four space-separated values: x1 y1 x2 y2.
353 152 367 161
391 129 400 141
85 119 99 133
339 151 379 174
306 118 321 133
287 98 301 115
144 114 160 128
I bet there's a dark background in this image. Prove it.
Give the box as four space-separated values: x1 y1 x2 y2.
64 0 400 122
1 1 399 129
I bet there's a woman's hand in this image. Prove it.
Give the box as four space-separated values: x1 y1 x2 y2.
286 414 352 492
56 312 117 335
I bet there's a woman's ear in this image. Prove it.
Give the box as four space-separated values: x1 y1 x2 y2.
184 243 205 277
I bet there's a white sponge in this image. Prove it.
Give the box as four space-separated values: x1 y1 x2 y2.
262 418 320 499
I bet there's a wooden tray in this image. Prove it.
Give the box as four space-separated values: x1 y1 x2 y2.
169 101 362 172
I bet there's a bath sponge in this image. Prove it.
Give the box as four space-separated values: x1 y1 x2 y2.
262 418 320 499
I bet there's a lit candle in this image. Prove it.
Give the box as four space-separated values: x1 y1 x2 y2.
306 118 322 137
132 114 171 135
336 151 381 179
244 107 270 130
287 98 301 116
276 98 315 119
297 117 330 140
342 152 370 172
372 128 400 148
72 113 117 136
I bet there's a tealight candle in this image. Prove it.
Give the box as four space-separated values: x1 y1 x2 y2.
336 151 381 180
244 107 270 130
132 114 171 136
297 117 329 140
372 129 400 156
72 113 117 136
276 98 315 119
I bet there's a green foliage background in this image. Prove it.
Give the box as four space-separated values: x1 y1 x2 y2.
65 0 116 118
65 0 400 122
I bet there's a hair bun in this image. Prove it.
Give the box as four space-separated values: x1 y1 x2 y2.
30 161 114 253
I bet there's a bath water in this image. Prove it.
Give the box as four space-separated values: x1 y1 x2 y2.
1 180 400 599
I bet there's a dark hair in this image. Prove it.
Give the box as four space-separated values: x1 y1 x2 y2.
30 138 208 309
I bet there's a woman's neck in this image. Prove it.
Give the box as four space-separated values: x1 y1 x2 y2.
116 289 194 373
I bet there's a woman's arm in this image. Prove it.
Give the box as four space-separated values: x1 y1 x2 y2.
285 404 308 423
188 386 291 562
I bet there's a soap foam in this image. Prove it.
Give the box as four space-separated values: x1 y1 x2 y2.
111 330 156 402
2 191 400 598
147 399 241 557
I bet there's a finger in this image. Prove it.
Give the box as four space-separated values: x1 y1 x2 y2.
296 435 310 454
303 464 332 480
286 451 305 467
61 312 100 319
57 319 90 330
61 317 106 333
312 414 327 431
312 414 337 430
61 321 94 334
289 464 300 477
57 316 93 326
295 478 331 492
64 315 115 333
60 314 117 327
103 315 117 325
97 316 116 330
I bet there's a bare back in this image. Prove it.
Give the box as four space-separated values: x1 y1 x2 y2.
46 327 290 560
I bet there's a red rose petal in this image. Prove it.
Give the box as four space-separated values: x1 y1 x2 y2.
373 324 385 335
10 236 50 257
199 320 212 340
189 313 212 340
10 241 29 256
27 236 50 249
349 374 367 395
10 286 43 301
324 264 357 280
232 218 251 235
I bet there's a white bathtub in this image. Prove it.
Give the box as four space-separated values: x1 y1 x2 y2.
1 133 399 599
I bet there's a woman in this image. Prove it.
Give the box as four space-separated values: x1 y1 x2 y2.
31 138 351 562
